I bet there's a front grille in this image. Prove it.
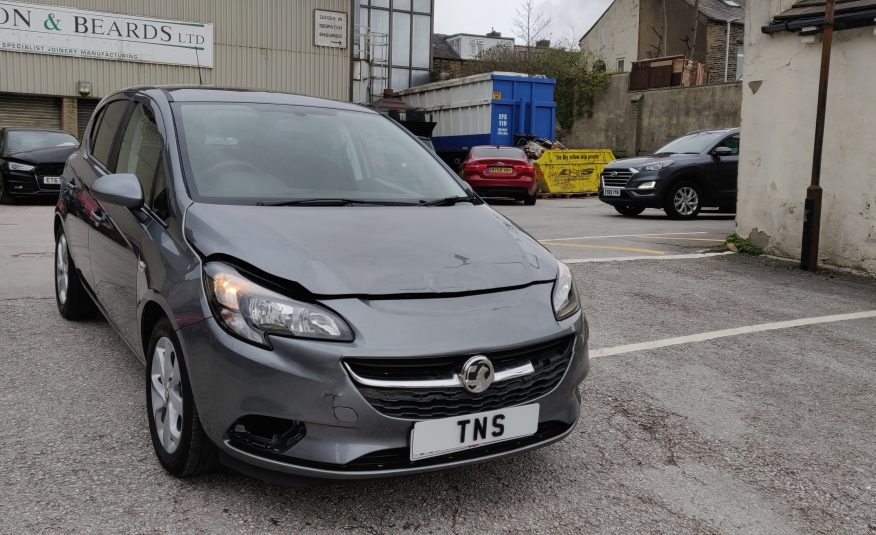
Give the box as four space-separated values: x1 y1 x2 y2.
346 335 575 420
35 163 64 177
34 163 64 176
601 169 634 188
5 175 38 194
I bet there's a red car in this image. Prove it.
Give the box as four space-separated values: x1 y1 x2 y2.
460 146 538 205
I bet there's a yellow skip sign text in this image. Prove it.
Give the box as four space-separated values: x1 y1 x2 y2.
534 149 616 193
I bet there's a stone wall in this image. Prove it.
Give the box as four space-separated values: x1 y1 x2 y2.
736 1 876 273
432 57 464 81
566 72 742 158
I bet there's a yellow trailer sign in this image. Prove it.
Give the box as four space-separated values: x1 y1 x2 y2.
534 149 616 194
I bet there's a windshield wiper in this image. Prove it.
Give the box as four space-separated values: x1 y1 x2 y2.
260 198 419 207
419 195 479 207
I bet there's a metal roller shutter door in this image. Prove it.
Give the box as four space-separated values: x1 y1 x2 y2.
77 99 100 140
0 93 60 130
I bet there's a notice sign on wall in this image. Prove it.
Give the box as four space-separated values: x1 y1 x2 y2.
0 1 214 67
314 9 346 49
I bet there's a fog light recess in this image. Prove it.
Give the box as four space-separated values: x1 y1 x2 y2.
228 415 306 455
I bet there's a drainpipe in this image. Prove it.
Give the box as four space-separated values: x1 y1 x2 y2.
724 18 742 82
801 0 836 271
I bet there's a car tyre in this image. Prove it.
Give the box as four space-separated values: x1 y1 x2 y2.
55 229 97 320
524 192 537 206
664 182 702 219
0 177 13 204
146 318 219 478
614 204 645 217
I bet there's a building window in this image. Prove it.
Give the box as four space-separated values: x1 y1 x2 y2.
616 58 625 72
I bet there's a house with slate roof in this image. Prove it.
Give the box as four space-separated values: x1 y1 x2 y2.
580 0 746 83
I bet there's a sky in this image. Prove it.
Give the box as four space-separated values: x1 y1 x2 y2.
433 0 613 46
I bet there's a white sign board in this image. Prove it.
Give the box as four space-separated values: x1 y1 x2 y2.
313 9 346 49
0 1 214 67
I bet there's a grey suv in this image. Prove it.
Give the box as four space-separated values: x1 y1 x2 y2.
54 87 589 481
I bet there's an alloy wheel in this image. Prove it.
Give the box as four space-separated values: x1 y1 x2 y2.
673 186 699 216
56 235 69 305
150 337 184 454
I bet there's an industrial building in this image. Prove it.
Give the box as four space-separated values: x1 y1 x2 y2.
0 0 433 137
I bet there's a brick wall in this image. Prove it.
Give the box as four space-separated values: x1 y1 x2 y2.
706 22 744 84
60 97 77 136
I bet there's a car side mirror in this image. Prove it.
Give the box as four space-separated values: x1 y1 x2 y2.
92 173 144 208
713 146 734 157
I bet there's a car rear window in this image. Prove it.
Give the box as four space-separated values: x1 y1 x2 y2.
472 147 526 160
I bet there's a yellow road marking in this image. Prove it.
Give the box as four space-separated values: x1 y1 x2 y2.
540 241 666 255
638 236 726 242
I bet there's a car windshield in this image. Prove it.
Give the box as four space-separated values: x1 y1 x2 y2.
5 131 78 155
472 147 526 160
656 131 728 155
175 103 467 204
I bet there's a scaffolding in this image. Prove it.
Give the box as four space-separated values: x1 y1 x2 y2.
354 27 389 103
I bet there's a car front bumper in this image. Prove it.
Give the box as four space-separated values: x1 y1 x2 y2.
2 170 61 197
176 283 589 480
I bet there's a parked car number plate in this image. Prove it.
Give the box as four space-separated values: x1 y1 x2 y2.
603 187 621 197
41 176 62 185
488 167 514 174
410 404 539 461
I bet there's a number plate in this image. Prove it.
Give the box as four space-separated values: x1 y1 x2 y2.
487 167 514 174
41 176 62 185
603 187 621 197
410 404 539 461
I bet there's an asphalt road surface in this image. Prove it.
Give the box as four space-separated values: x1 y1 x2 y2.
1 199 874 534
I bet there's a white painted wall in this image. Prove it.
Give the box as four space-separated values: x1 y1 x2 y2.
579 0 639 72
736 0 876 273
445 34 514 60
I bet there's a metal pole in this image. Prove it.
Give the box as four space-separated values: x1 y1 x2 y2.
801 0 836 271
724 20 732 82
725 18 741 83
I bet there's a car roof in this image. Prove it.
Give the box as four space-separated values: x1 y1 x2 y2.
471 145 524 150
684 127 740 135
118 85 372 113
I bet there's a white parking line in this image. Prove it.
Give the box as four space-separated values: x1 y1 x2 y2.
565 252 735 263
590 310 876 359
543 232 710 242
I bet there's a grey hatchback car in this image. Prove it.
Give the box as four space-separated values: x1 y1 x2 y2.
54 86 589 481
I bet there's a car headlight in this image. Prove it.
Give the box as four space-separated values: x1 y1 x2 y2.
8 161 35 172
204 262 354 346
637 160 675 172
637 181 657 190
552 261 580 321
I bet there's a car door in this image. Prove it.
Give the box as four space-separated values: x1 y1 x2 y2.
88 98 164 347
709 134 740 205
62 98 131 289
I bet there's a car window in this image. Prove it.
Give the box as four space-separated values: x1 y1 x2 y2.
175 103 466 204
715 134 740 155
91 100 129 167
3 130 78 155
656 131 728 155
116 103 164 202
472 147 526 160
